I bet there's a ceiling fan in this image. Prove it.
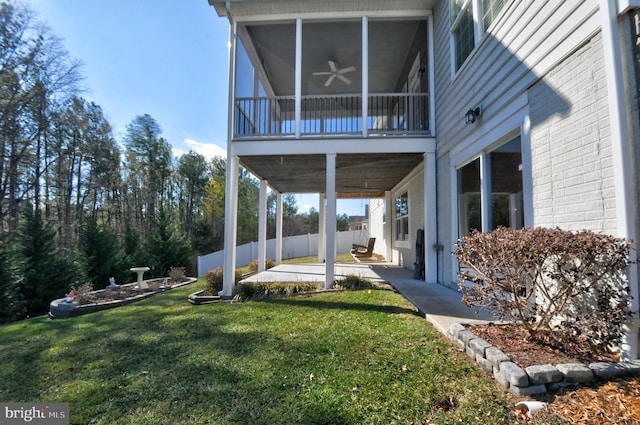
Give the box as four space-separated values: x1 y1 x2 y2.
313 61 355 87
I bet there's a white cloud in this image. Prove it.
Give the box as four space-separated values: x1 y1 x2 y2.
299 204 314 214
173 138 227 161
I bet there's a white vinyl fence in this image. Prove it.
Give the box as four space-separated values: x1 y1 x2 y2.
197 230 368 277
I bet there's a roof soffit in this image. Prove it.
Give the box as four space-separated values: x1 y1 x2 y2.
209 0 437 20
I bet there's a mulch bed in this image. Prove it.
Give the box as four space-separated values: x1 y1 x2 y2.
78 279 182 305
469 323 618 368
544 378 640 424
469 323 640 424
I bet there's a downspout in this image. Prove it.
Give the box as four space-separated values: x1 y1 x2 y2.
600 0 639 360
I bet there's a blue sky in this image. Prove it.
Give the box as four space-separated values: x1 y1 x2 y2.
26 0 366 217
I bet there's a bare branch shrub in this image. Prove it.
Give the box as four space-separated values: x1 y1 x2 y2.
455 227 633 351
71 282 94 305
168 266 185 283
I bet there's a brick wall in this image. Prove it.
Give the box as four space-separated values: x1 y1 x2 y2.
529 32 617 233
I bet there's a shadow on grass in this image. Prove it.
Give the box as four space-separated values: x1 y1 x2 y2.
0 284 514 424
0 287 363 424
260 296 419 316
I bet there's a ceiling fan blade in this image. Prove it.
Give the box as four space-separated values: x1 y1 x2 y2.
325 74 337 87
313 71 333 76
337 66 355 74
336 74 352 85
328 61 338 72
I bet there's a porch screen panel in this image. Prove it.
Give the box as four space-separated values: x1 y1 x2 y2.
235 39 255 136
301 21 362 136
368 19 429 135
237 23 296 137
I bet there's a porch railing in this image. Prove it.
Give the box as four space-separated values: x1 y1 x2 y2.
234 93 430 139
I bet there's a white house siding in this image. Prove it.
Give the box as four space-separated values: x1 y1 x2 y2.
529 32 617 233
391 168 425 269
367 198 387 257
431 0 602 284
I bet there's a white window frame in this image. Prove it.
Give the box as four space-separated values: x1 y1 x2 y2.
450 0 511 75
394 190 410 247
450 0 477 73
448 109 533 284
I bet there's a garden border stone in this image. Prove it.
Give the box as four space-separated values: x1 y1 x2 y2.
188 289 232 305
447 322 640 396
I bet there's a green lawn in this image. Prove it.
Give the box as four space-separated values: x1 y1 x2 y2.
0 280 517 424
235 253 356 275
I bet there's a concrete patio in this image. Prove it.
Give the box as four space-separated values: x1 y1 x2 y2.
242 263 496 334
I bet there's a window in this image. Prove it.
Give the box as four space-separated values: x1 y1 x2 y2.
490 138 523 230
395 192 409 242
451 0 475 71
482 0 507 29
457 158 480 236
457 137 523 236
451 0 510 72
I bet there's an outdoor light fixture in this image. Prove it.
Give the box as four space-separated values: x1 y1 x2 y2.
465 107 481 124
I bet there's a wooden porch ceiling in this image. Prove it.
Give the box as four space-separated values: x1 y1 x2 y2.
240 152 424 197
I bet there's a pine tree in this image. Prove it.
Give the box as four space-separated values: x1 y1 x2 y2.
0 240 22 322
80 217 128 289
15 205 83 319
147 208 191 277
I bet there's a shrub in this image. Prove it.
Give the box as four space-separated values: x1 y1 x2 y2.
234 282 323 301
204 267 242 295
455 227 633 352
169 266 185 283
247 258 276 273
335 274 376 290
72 282 94 305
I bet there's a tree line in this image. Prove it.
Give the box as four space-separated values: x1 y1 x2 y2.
0 1 349 322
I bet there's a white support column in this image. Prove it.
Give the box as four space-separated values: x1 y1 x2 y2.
480 151 492 232
221 18 238 298
362 16 369 137
318 193 326 263
222 154 239 296
424 152 438 283
521 115 534 228
325 154 337 288
600 0 639 360
385 191 393 262
258 180 268 272
275 192 283 265
295 18 302 139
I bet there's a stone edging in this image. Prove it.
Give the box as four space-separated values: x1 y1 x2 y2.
448 322 640 396
188 290 232 305
49 277 197 319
